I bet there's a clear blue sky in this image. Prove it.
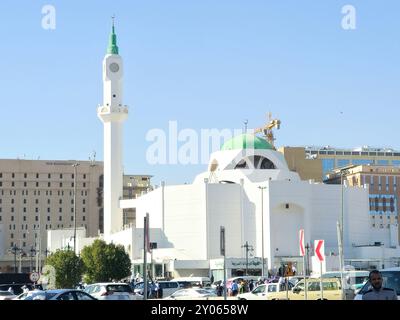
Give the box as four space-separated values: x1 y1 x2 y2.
0 1 399 185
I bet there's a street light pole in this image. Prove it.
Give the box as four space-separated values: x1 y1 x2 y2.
72 163 80 255
338 169 347 300
258 186 266 277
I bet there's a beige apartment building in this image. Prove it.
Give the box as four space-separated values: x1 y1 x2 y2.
122 175 152 227
0 159 151 272
325 165 400 234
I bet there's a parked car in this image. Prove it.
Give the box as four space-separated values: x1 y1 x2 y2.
41 289 97 300
85 283 142 300
267 278 343 300
354 267 400 300
0 290 17 300
237 282 294 300
13 289 46 300
164 288 218 300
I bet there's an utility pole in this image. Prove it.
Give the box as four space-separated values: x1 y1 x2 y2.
241 241 254 276
10 244 19 273
72 163 80 255
258 186 267 277
30 246 36 272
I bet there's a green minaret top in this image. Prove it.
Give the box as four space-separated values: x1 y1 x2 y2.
107 17 119 55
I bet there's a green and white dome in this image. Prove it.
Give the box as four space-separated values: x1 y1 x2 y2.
221 134 274 151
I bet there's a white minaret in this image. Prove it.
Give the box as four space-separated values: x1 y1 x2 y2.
97 19 128 240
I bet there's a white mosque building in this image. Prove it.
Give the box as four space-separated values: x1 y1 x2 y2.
48 23 400 280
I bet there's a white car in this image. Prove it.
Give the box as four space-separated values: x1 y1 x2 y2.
0 291 17 300
164 288 218 300
13 290 46 300
85 283 143 300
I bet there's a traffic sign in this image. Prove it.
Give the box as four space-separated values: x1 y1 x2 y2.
299 229 305 256
29 272 40 283
314 240 325 262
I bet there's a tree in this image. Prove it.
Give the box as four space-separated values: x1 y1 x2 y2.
80 239 131 283
44 250 84 289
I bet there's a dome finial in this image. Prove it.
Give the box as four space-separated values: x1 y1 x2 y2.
107 15 119 55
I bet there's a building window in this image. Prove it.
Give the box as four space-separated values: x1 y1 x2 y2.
23 216 26 221
12 173 15 178
36 182 39 187
60 174 63 179
35 199 39 204
36 173 39 179
35 216 38 221
83 182 86 188
24 173 27 178
72 174 74 179
11 199 14 204
48 174 51 179
382 198 387 212
83 199 86 205
11 181 14 187
24 182 27 187
23 199 26 204
71 208 74 213
11 207 14 213
11 216 14 221
23 208 26 213
47 208 50 213
47 199 50 204
59 199 62 204
59 216 62 221
48 182 51 187
83 208 86 213
59 208 62 213
10 233 14 239
71 216 74 221
71 182 74 188
59 182 62 187
82 216 86 221
0 216 1 221
47 216 50 221
83 174 86 179
35 208 39 213
375 197 379 212
23 233 26 239
23 242 26 247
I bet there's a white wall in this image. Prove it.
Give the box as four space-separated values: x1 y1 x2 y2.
207 183 243 259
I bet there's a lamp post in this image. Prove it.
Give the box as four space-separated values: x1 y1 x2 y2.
338 169 348 300
258 186 266 277
72 163 80 255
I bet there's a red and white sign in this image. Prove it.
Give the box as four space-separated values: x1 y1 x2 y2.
299 229 305 257
314 240 325 262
